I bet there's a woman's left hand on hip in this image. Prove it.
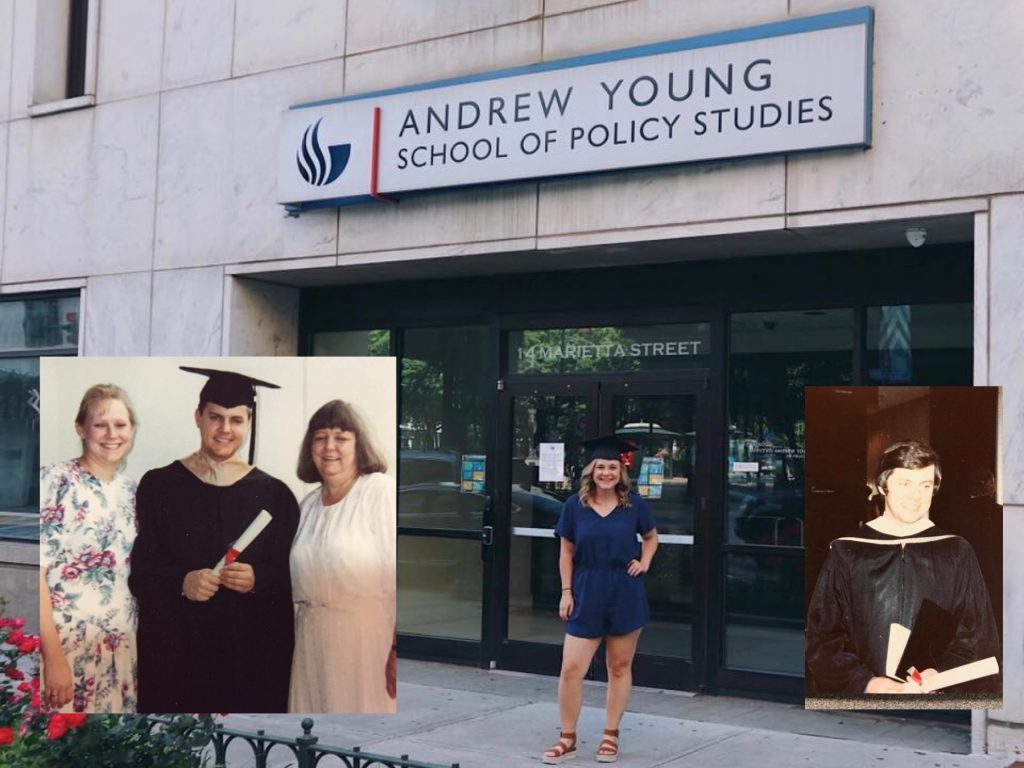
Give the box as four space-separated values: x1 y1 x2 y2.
626 559 647 577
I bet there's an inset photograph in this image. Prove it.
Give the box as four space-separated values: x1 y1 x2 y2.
804 386 1001 709
39 356 396 715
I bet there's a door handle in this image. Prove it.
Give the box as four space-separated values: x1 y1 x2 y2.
481 525 494 546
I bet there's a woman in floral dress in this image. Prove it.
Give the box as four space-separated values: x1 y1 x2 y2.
39 384 139 712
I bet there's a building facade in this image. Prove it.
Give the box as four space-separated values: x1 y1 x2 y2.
0 0 1022 755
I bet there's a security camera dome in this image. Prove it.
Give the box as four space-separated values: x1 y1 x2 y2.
905 227 927 248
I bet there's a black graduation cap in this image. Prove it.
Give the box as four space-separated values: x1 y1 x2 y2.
581 434 637 464
180 366 280 464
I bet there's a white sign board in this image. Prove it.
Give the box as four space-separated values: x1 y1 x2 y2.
539 442 566 483
278 8 872 208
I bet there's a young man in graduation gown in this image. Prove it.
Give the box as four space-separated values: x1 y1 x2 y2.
806 441 1000 698
128 367 299 712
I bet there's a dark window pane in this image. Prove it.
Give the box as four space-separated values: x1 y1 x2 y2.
312 329 390 356
399 326 489 528
398 535 481 641
866 303 971 384
727 309 853 547
2 293 79 537
724 552 804 674
396 326 490 643
0 358 40 514
0 296 79 353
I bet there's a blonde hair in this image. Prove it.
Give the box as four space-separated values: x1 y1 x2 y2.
75 383 137 454
578 458 632 509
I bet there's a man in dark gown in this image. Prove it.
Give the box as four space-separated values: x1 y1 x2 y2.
129 368 299 712
806 441 1000 699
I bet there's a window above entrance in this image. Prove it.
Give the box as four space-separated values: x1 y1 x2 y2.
509 323 711 375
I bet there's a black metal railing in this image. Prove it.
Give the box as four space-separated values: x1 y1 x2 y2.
147 716 459 768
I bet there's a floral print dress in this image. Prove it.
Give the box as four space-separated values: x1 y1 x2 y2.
40 460 138 712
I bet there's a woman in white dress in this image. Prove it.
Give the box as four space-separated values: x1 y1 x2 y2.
39 384 139 712
288 400 397 713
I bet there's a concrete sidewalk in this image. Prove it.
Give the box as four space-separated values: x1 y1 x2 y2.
225 660 1018 767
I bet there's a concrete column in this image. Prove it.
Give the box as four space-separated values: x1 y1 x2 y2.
983 195 1024 757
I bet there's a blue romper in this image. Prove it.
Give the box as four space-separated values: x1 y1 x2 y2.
555 492 656 638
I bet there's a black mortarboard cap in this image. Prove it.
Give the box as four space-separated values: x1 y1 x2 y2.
180 366 280 464
581 434 636 464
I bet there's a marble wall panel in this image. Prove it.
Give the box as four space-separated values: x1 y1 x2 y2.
345 20 541 95
787 1 1024 211
149 266 223 355
346 0 540 55
0 123 7 280
543 0 786 60
6 0 37 120
991 505 1024 727
233 0 346 77
989 194 1024 507
3 96 159 283
82 272 152 355
537 159 785 236
335 185 536 255
545 0 623 15
96 0 164 101
162 0 234 90
154 61 343 270
226 277 299 356
0 1 14 121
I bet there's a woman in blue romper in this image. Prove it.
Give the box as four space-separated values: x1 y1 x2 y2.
542 435 659 764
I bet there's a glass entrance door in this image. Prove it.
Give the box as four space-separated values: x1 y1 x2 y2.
598 382 700 688
496 379 708 690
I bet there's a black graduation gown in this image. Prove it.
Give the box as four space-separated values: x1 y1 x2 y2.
128 461 299 713
806 523 1000 697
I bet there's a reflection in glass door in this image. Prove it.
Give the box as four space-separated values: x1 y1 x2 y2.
507 387 594 647
604 389 696 672
398 326 493 659
499 380 705 690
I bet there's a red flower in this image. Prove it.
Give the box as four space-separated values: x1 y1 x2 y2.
42 504 64 524
10 618 25 629
47 715 69 740
17 681 32 693
6 629 23 645
64 713 88 729
18 635 39 654
0 726 13 745
5 667 25 680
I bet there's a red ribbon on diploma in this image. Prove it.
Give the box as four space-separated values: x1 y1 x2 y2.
224 547 241 565
908 666 923 686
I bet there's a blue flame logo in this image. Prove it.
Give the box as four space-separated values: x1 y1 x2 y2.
296 118 350 186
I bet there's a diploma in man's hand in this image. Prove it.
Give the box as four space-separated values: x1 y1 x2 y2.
211 510 273 575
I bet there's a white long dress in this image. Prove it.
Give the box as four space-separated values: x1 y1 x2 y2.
288 472 397 712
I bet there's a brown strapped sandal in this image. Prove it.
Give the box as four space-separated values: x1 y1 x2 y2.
542 731 577 764
596 728 619 763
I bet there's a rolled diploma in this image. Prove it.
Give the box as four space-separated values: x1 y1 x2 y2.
211 510 273 575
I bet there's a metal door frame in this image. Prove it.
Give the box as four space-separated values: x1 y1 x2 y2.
491 374 714 691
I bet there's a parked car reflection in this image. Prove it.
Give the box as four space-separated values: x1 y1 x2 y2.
730 488 804 547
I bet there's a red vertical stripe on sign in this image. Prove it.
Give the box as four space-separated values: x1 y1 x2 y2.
370 107 397 203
